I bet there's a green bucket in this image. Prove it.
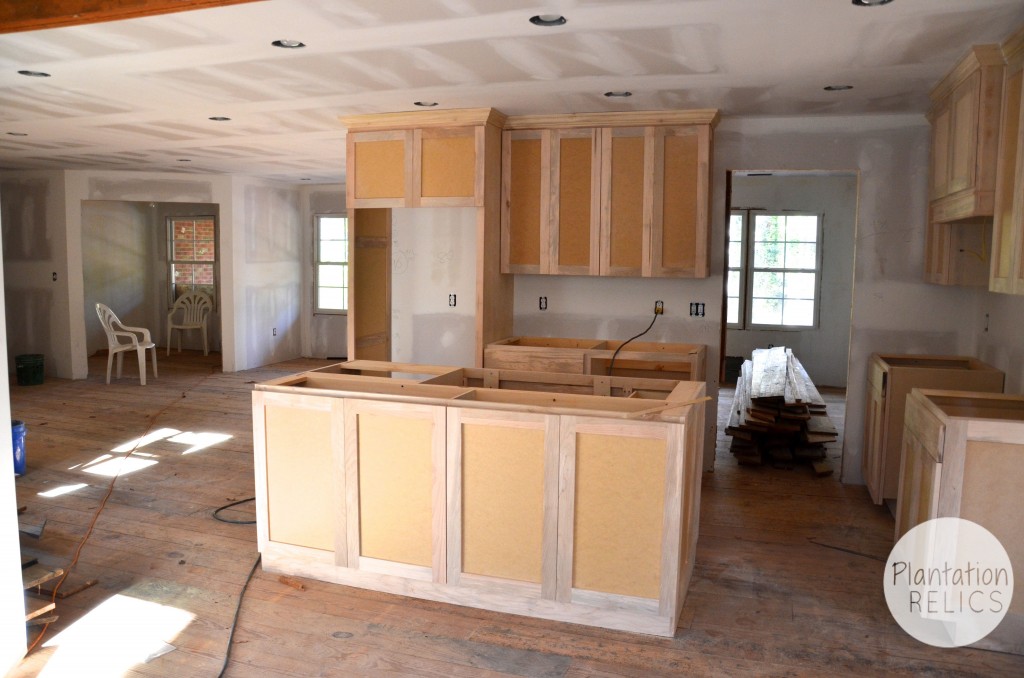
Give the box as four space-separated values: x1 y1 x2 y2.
15 354 44 386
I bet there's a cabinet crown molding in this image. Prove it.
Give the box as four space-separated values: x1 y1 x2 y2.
504 109 720 130
1002 24 1024 63
341 107 507 132
930 44 1004 103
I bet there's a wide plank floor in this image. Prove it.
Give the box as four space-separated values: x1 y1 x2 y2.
8 356 1024 677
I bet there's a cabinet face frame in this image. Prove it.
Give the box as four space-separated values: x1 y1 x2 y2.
991 35 1024 294
599 126 648 277
343 398 448 583
414 126 482 207
501 129 546 274
549 128 601 275
346 129 412 208
445 408 559 598
649 125 711 278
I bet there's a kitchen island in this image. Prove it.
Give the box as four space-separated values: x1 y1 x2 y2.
252 360 706 636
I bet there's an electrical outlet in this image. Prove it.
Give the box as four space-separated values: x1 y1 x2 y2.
688 302 705 317
539 296 548 311
654 300 664 315
448 293 456 307
272 327 277 336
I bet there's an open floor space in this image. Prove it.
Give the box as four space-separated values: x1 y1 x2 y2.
8 355 1024 676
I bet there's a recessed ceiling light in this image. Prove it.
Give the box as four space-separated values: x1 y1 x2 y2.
414 101 439 107
17 70 50 77
851 0 893 6
6 132 27 136
529 14 567 26
604 91 633 98
272 39 306 49
209 116 231 121
824 84 854 91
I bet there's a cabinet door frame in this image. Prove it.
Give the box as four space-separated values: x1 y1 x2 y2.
549 128 601 275
413 126 482 208
599 126 649 277
346 129 413 208
648 125 711 278
501 129 547 274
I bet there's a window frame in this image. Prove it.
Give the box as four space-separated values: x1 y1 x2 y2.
167 215 218 309
726 210 747 329
728 210 823 331
314 213 349 316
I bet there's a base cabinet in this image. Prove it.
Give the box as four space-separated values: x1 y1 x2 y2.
895 389 1024 655
253 362 705 636
861 353 1003 505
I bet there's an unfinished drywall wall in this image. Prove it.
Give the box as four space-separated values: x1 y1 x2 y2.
65 170 236 375
230 178 303 370
82 201 221 358
391 207 477 367
715 115 980 484
973 289 1024 394
82 201 155 355
726 173 857 388
0 171 72 379
0 191 27 674
301 185 347 360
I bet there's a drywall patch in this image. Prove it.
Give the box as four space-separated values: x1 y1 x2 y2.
0 178 51 261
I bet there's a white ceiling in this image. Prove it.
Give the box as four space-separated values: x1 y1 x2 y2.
1 0 1023 184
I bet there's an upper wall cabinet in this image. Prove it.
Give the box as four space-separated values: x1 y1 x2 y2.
927 45 1004 222
991 26 1024 295
924 44 1004 286
342 109 507 209
501 110 718 278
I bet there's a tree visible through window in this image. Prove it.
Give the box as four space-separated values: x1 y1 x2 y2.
728 211 821 329
316 215 348 313
169 217 216 303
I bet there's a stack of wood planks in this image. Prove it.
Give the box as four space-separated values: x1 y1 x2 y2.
726 346 838 475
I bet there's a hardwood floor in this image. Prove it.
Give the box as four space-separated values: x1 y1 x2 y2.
8 357 1024 677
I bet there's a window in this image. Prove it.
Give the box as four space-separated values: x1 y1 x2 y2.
728 211 821 329
315 215 348 313
726 212 745 326
168 217 216 303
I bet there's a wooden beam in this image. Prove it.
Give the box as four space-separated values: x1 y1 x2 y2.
0 0 264 34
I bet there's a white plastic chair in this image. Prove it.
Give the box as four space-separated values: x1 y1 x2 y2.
96 303 158 385
167 291 212 356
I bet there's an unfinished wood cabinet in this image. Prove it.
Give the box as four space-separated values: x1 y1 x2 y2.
484 336 707 383
925 45 1004 285
252 361 706 636
927 45 1004 221
341 108 512 367
501 110 718 278
991 26 1024 294
861 353 1004 506
343 109 505 208
895 389 1024 654
500 128 600 274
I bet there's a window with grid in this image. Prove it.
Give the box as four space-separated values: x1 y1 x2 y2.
728 212 821 329
315 215 348 314
169 217 216 304
726 211 745 327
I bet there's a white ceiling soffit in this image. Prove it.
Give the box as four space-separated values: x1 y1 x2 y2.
1 0 1023 184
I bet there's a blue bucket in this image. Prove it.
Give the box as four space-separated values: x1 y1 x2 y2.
12 420 26 476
